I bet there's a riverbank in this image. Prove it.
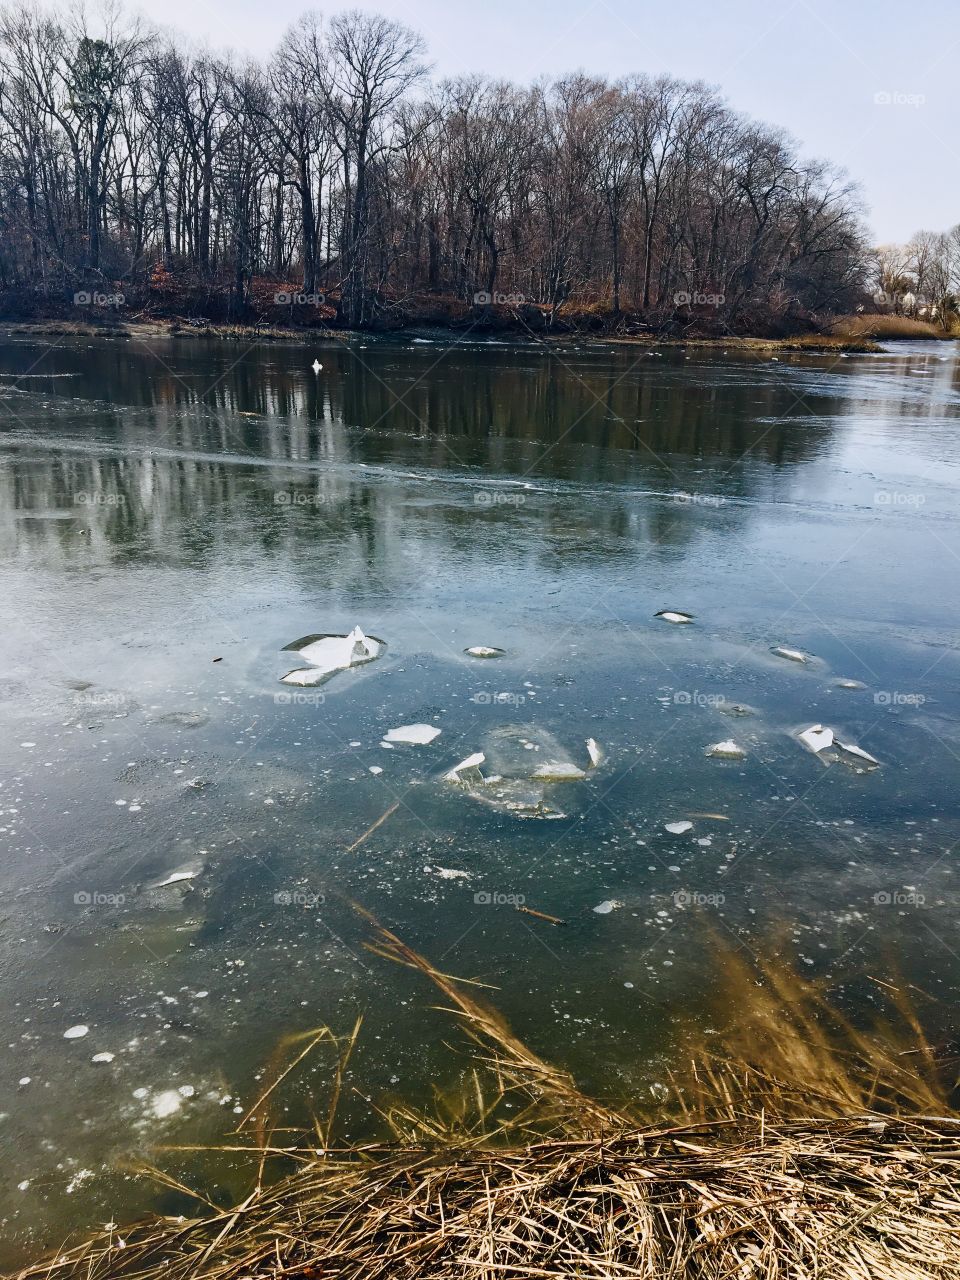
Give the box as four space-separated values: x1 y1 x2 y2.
12 928 960 1280
0 318 889 354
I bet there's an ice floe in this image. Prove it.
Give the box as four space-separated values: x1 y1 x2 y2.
280 626 385 686
795 724 880 770
382 723 442 745
443 726 598 818
465 645 505 658
655 610 694 624
664 820 693 834
771 645 809 663
797 724 834 754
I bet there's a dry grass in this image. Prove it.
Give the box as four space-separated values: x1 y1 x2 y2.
12 925 960 1280
827 313 959 341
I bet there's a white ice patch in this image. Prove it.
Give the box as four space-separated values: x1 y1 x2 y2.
593 900 621 914
706 740 746 759
382 723 442 745
586 738 602 767
63 1025 89 1040
465 645 504 658
150 1089 183 1119
91 1052 115 1064
656 610 693 624
664 821 693 834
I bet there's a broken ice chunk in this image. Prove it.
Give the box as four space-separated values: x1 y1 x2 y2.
586 738 602 767
63 1025 89 1040
592 899 621 914
530 761 586 781
834 678 867 691
706 740 746 759
280 627 384 686
465 646 505 658
656 610 693 624
771 645 809 663
444 752 486 783
797 724 834 754
382 723 442 745
664 820 693 834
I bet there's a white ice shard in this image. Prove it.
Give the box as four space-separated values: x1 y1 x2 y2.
586 738 602 767
382 723 442 745
836 739 880 767
465 646 505 658
656 610 693 624
280 627 384 686
152 869 199 888
797 724 834 754
444 751 486 782
665 820 693 834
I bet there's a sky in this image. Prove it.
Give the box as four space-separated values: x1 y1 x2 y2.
138 0 959 244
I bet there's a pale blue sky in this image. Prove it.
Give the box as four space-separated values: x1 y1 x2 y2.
142 0 959 243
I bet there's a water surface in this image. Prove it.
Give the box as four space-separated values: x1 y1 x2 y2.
2 332 960 1258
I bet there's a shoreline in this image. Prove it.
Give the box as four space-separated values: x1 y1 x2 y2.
0 317 899 354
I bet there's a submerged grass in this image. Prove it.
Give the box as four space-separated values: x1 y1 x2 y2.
13 923 960 1280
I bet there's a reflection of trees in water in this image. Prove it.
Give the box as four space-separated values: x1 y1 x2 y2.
0 339 853 574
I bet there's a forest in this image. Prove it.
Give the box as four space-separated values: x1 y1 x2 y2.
0 2 905 332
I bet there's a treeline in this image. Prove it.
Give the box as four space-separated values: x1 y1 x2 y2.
871 228 960 324
0 3 868 330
